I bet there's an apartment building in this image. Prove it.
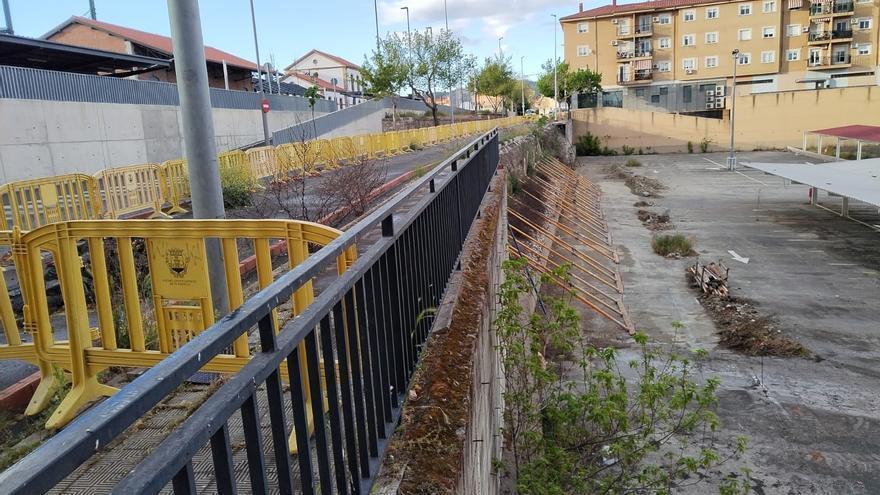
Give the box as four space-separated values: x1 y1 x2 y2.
283 49 365 108
561 0 880 112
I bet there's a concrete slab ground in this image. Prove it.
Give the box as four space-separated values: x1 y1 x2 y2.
578 151 880 494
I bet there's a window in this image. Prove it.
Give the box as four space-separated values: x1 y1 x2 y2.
659 37 671 48
738 52 752 64
577 45 590 56
682 34 696 46
739 3 752 15
658 14 672 24
683 86 693 103
761 50 776 63
657 60 671 72
659 86 669 95
762 26 776 38
762 0 776 12
651 94 661 103
857 43 872 55
858 18 872 30
738 28 752 40
706 7 719 19
683 9 696 21
682 57 698 70
786 24 801 37
786 49 800 60
705 55 719 67
577 22 588 33
635 88 647 97
706 31 719 43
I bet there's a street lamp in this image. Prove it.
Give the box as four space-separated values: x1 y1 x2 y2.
520 56 526 115
552 14 558 115
373 0 380 50
498 36 504 59
728 49 740 171
249 0 271 146
401 6 411 51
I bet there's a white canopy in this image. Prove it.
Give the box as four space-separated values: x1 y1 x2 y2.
743 159 880 207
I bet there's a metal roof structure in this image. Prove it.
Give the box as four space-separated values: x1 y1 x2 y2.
809 125 880 142
0 33 169 74
743 158 880 207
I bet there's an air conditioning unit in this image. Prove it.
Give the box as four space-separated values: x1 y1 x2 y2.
653 16 661 22
850 18 858 24
715 85 725 95
803 26 810 33
612 19 619 24
714 101 724 108
611 40 619 46
686 69 695 74
652 64 660 69
706 90 715 96
706 102 715 109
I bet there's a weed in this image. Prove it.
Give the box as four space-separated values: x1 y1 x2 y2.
622 145 635 155
651 233 695 256
508 173 522 195
687 141 694 154
700 137 712 153
625 158 642 167
220 165 255 208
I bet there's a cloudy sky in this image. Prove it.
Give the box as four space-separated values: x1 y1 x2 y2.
7 0 586 78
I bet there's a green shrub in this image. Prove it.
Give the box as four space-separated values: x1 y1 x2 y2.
625 158 642 167
622 145 635 155
651 233 694 256
507 173 522 195
637 147 643 155
700 137 712 153
220 164 255 209
601 146 618 156
687 141 694 154
575 132 603 156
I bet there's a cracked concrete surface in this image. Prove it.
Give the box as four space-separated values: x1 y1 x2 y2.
578 151 880 494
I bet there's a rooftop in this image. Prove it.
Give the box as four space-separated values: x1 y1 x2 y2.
561 0 733 20
810 124 880 142
0 32 169 74
287 49 362 71
42 16 258 71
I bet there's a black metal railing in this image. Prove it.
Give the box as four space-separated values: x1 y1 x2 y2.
833 29 853 39
0 130 501 495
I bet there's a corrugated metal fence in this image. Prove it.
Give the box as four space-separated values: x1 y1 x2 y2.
0 65 336 113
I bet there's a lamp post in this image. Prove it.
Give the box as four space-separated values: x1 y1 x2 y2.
498 36 504 59
401 6 411 51
373 0 380 50
728 49 740 171
552 14 559 115
520 56 526 115
249 0 271 146
444 0 454 123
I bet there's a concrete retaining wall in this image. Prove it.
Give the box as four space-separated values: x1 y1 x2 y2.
0 98 328 182
572 85 880 153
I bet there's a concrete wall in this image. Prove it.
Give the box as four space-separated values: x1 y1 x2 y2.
573 85 880 152
0 99 325 182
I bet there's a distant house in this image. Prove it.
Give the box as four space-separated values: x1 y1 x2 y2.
284 49 365 108
42 16 258 91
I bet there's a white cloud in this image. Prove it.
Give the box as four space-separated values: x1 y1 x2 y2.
378 0 573 39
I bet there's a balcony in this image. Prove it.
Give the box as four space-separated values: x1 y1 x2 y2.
616 26 631 37
617 50 653 60
808 53 852 69
810 1 854 17
808 29 853 43
618 70 653 85
634 25 652 36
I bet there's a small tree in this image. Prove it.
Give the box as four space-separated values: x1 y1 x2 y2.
474 57 516 115
565 66 602 110
361 38 408 123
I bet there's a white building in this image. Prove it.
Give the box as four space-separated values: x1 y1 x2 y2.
283 49 365 108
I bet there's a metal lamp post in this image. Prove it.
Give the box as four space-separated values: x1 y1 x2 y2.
552 14 559 115
520 56 526 115
498 36 504 59
373 0 380 50
401 6 411 51
249 0 271 146
728 48 740 171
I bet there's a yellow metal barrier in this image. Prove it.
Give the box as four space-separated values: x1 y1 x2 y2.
159 159 189 215
14 219 354 430
245 146 281 180
0 174 102 231
0 230 41 367
94 163 169 219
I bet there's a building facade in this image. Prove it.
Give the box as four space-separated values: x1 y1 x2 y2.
561 0 880 112
283 49 365 108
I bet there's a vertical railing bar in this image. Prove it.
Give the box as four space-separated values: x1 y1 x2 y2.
319 315 349 495
304 328 333 495
171 461 197 495
209 424 237 495
332 301 362 489
285 334 315 495
240 395 269 495
353 278 380 454
343 289 371 475
365 266 392 426
257 314 295 495
379 253 402 409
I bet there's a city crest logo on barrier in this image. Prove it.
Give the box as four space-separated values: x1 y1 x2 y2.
165 247 192 278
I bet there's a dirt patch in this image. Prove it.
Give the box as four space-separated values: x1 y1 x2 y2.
633 200 653 207
637 209 673 230
604 163 666 197
689 272 811 357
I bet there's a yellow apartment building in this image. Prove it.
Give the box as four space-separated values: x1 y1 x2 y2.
561 0 880 112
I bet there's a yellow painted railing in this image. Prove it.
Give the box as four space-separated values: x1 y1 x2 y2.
94 163 169 219
0 173 102 230
10 219 354 430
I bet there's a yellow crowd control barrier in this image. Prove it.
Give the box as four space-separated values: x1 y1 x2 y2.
14 219 354 430
0 174 102 230
0 230 42 371
159 158 190 215
94 163 169 219
246 146 281 181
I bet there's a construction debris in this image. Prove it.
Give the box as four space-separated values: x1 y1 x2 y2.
688 260 730 297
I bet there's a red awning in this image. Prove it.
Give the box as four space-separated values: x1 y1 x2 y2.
634 59 652 70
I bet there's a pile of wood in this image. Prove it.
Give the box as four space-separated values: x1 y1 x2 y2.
689 260 730 297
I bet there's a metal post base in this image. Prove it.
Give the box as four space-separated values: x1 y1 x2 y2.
727 156 737 171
